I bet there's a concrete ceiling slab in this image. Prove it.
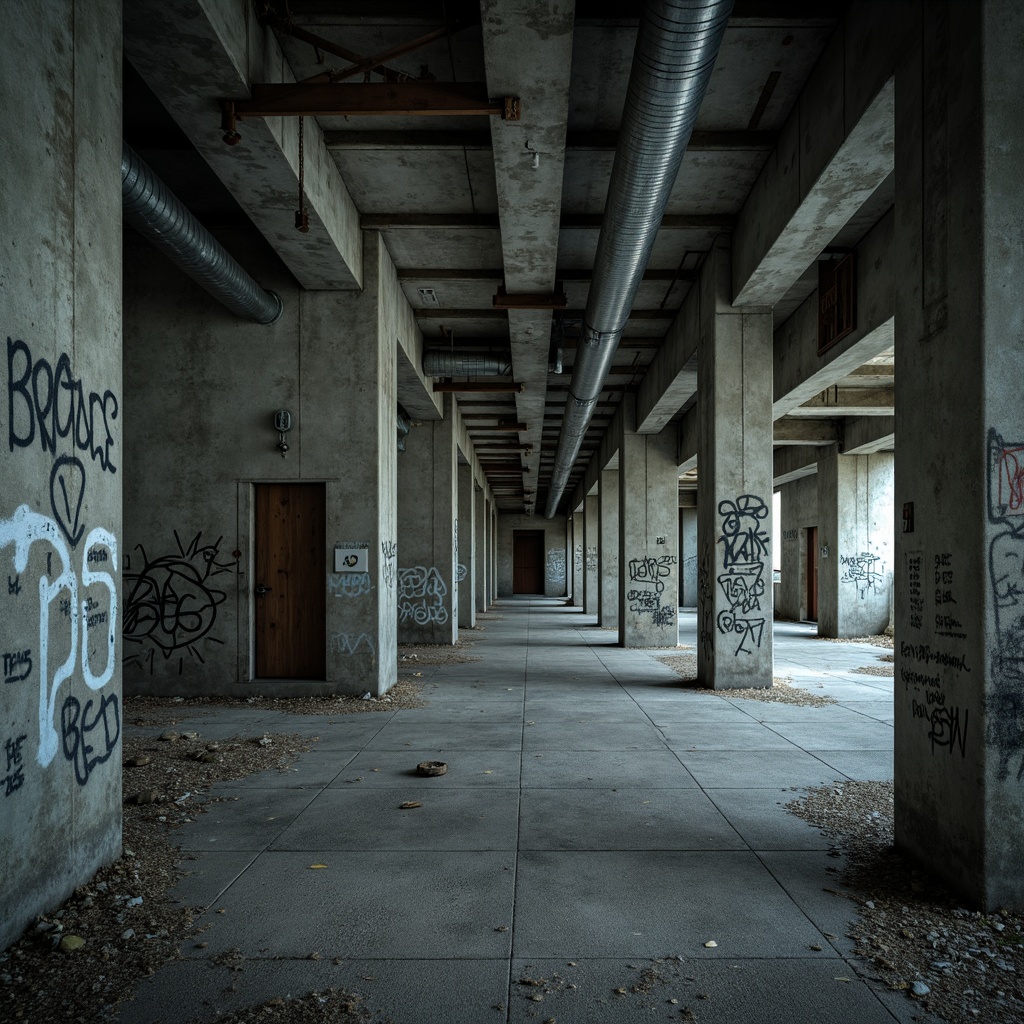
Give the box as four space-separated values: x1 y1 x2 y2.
380 228 503 268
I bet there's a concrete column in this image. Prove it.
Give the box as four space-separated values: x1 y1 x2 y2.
0 0 123 949
475 483 487 613
397 395 457 643
572 511 584 608
894 0 1024 908
599 469 620 626
618 397 679 646
583 495 599 616
817 452 894 637
491 506 498 605
680 502 698 606
697 237 774 688
458 463 475 629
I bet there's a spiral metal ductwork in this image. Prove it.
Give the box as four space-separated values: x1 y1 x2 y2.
121 143 283 325
543 0 733 518
423 350 513 377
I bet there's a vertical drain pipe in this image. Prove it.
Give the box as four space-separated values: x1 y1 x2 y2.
543 0 733 518
121 143 283 325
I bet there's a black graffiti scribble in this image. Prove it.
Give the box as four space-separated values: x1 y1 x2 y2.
61 693 120 786
840 550 884 597
49 454 86 548
123 531 232 673
928 705 969 758
717 494 769 568
698 547 713 661
715 495 768 656
3 733 27 797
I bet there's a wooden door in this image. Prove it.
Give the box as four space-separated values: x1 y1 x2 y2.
513 530 545 594
806 526 819 622
255 483 326 679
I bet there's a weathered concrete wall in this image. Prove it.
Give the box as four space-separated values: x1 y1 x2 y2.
1 0 123 950
123 230 400 696
496 515 568 598
457 463 475 629
818 452 894 637
777 474 818 621
680 506 698 607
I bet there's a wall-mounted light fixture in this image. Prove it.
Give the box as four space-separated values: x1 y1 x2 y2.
274 408 293 457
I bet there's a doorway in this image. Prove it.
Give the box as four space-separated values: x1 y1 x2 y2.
805 526 819 622
254 482 326 679
513 530 545 594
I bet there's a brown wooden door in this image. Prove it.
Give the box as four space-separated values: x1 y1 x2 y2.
513 530 545 594
806 526 819 622
255 483 326 679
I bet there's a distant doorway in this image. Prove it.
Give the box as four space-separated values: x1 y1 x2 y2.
806 526 819 622
254 483 326 679
513 530 545 594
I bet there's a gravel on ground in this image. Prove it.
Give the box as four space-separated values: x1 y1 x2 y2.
397 642 480 666
816 634 894 649
787 780 1024 1024
658 656 837 706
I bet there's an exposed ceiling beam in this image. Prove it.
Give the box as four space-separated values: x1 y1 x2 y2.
398 267 694 282
415 308 673 320
362 212 734 229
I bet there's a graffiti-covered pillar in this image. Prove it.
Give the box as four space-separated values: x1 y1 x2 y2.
571 510 584 608
599 468 620 627
618 396 679 647
583 495 600 616
458 463 475 629
894 0 1024 909
817 451 894 638
397 394 457 644
0 0 123 950
696 237 774 688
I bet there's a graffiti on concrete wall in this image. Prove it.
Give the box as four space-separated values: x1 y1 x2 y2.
716 494 768 656
123 531 231 676
328 572 373 599
627 554 677 628
329 631 376 657
381 540 397 590
840 550 885 597
988 429 1024 779
698 545 713 661
574 546 583 575
3 733 27 797
547 549 566 584
586 546 598 572
398 566 448 625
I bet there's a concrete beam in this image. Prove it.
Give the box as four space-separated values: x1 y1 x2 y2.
789 387 894 417
733 8 899 306
773 417 841 445
773 209 895 419
124 0 361 290
843 415 894 455
773 444 832 488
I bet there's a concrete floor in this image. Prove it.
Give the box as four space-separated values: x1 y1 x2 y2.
117 599 919 1024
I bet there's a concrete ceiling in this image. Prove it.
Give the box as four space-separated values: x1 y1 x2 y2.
124 0 896 515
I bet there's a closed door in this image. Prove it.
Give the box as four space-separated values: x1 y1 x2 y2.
513 530 545 594
254 483 326 679
806 526 819 622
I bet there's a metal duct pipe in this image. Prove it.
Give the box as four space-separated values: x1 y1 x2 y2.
543 0 733 518
423 350 513 376
121 143 283 325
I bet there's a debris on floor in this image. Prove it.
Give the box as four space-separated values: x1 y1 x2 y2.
815 634 894 649
851 664 895 677
0 731 314 1023
787 780 1024 1024
203 988 372 1023
398 641 481 666
657 657 838 706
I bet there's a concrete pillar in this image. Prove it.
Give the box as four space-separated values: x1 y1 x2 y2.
894 0 1024 908
599 469 620 626
817 452 894 637
491 506 498 605
680 503 698 606
475 483 487 613
458 463 475 629
697 237 774 687
618 397 679 646
584 495 599 616
0 0 123 949
572 511 584 608
397 395 457 643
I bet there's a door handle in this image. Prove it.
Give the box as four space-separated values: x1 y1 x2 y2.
255 584 272 596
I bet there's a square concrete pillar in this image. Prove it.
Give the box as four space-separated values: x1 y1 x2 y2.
697 238 774 688
599 469 620 626
397 395 457 643
572 510 584 608
0 0 123 950
583 495 600 616
817 452 894 637
475 483 487 613
894 0 1024 908
680 503 698 606
618 396 679 646
458 463 475 628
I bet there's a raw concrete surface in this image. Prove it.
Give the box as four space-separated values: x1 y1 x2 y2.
114 599 916 1024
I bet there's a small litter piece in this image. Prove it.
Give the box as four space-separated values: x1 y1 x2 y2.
399 801 423 809
416 760 448 777
703 940 718 948
309 864 328 870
